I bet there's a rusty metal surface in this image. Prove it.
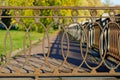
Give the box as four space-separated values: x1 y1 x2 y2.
0 6 120 79
0 6 120 10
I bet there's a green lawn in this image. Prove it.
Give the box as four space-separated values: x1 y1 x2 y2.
0 30 44 55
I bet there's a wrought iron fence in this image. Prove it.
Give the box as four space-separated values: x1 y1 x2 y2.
0 6 120 79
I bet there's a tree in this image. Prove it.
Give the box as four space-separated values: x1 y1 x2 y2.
1 0 104 31
1 10 12 28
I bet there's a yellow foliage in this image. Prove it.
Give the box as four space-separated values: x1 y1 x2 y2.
3 0 105 27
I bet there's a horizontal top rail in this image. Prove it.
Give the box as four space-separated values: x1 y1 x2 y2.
0 16 120 18
0 6 120 10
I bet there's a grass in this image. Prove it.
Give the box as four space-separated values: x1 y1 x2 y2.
0 30 44 55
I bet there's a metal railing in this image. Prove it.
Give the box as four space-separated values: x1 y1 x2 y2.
0 6 120 79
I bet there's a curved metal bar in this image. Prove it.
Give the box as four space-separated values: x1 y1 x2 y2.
103 22 120 70
83 22 103 71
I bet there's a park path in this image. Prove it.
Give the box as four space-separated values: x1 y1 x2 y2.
0 30 88 73
0 30 119 80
